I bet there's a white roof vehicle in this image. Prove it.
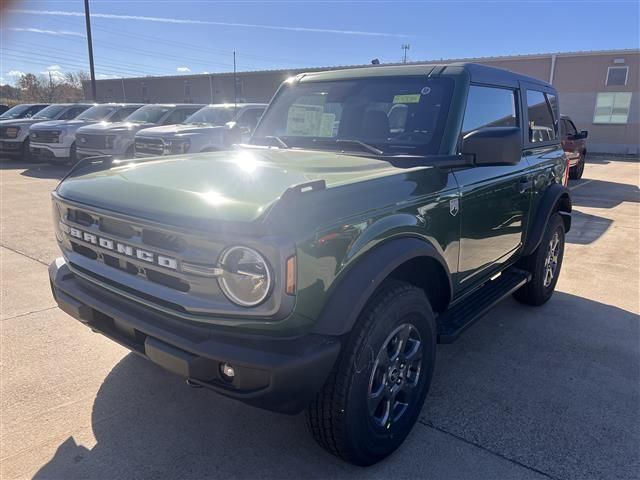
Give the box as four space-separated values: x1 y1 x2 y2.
134 103 267 157
29 103 143 164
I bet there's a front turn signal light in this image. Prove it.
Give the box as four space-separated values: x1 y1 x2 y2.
286 255 296 295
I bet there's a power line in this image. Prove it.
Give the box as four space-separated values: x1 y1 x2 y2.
0 50 158 78
43 14 310 68
7 41 170 75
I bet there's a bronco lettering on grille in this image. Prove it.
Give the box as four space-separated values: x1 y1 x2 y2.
67 226 178 270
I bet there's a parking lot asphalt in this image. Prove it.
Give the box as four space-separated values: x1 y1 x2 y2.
1 155 638 480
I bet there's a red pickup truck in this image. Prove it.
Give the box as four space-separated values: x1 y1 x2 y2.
560 115 588 180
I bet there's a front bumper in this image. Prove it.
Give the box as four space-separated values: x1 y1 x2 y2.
76 147 114 161
30 143 71 162
49 257 340 414
0 139 23 155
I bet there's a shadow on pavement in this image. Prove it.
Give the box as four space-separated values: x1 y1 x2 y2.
570 179 640 209
33 293 639 480
565 209 613 244
586 155 639 165
0 157 70 180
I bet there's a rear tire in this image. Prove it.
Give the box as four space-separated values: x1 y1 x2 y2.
306 280 436 466
514 213 565 306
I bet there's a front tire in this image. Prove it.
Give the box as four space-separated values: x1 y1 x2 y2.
569 152 585 180
21 138 30 161
306 280 436 466
514 213 565 306
68 142 78 165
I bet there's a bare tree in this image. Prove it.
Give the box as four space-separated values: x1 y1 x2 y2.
14 71 88 103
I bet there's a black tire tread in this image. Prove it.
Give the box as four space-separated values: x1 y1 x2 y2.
306 280 430 464
514 213 564 306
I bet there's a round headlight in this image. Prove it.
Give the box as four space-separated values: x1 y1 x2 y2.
218 246 271 307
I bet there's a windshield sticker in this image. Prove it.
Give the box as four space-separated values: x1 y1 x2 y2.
286 104 334 137
393 94 421 104
421 86 431 95
319 113 335 137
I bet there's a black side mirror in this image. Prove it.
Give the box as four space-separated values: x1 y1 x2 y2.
460 127 522 167
579 130 588 139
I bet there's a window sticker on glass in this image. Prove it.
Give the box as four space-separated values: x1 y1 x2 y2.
319 113 335 137
393 94 421 104
286 104 333 136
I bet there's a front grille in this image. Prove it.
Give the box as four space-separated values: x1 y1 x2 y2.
134 137 164 155
76 133 106 149
0 126 19 139
65 207 194 295
30 130 59 143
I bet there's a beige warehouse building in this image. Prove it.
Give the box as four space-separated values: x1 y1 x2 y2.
87 48 639 154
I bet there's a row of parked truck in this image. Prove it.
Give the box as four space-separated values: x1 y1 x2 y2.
0 102 267 164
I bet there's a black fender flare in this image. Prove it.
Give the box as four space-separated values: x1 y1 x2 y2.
311 237 452 337
522 184 572 256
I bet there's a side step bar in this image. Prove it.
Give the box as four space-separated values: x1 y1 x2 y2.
437 268 531 344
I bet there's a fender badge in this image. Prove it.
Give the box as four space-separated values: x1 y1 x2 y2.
449 198 459 217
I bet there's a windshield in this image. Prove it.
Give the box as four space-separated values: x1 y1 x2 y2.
1 104 36 119
76 105 117 121
32 104 67 120
252 76 454 156
185 107 234 125
124 105 170 123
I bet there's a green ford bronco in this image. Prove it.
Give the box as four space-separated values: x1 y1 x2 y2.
49 63 571 465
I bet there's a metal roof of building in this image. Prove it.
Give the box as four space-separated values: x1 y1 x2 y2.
92 48 640 82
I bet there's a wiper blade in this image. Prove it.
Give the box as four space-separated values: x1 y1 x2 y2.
335 139 384 155
264 136 289 149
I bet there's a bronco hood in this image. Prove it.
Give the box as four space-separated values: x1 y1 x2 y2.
136 123 224 138
56 148 416 229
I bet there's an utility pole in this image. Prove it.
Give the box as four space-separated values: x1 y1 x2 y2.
401 44 410 64
233 51 237 112
84 0 97 101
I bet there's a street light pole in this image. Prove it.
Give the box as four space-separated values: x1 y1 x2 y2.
84 0 97 101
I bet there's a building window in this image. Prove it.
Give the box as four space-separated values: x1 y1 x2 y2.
606 66 629 86
594 92 633 124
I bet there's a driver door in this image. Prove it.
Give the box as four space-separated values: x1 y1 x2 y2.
453 85 530 291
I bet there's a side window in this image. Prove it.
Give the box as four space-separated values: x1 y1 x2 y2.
25 106 42 118
566 119 578 136
527 90 557 143
163 109 192 125
461 85 517 136
59 107 87 120
110 107 138 122
236 108 264 130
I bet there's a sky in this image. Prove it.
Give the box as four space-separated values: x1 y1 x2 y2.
1 0 639 85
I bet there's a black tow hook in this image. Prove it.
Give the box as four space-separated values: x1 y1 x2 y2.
185 379 203 389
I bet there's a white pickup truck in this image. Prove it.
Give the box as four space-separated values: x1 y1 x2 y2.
29 104 143 164
134 103 266 157
0 104 92 160
75 104 204 161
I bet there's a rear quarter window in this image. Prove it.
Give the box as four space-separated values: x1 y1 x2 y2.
527 90 558 143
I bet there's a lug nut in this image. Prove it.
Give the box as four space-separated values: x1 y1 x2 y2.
220 363 235 382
